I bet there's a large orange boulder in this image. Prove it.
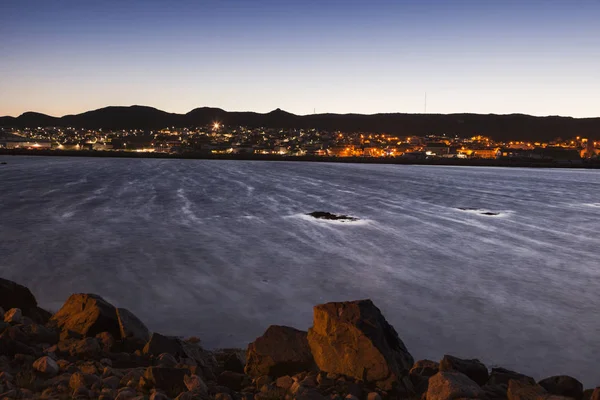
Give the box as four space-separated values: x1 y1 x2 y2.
307 299 414 391
50 294 121 338
245 325 315 378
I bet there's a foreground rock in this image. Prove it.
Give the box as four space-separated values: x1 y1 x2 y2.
32 355 60 376
439 355 489 386
507 379 550 400
50 293 151 350
117 307 151 348
487 367 536 386
538 375 584 400
245 325 315 378
51 294 122 338
427 371 486 400
0 277 51 324
307 299 414 391
0 277 597 400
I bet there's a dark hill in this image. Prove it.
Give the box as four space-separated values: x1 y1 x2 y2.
1 106 599 142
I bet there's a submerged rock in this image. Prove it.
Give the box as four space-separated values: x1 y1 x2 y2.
457 207 499 216
307 211 358 221
307 299 414 391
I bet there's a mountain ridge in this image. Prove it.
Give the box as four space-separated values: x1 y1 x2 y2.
2 105 599 142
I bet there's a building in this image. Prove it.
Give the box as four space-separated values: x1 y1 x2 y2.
0 134 52 149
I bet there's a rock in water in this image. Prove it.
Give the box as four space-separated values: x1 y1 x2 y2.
426 371 485 400
538 376 584 400
307 211 358 221
307 299 414 391
439 355 489 386
245 325 315 378
50 294 121 338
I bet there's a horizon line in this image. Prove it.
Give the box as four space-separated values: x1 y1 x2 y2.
2 104 600 120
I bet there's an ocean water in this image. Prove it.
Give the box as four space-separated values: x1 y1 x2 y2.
0 156 598 386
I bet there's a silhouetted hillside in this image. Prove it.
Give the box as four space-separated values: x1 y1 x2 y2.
2 106 599 142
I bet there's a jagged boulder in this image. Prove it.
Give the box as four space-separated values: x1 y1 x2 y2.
0 278 37 311
245 325 315 378
439 355 489 386
411 360 440 378
426 371 486 400
0 278 50 324
4 308 22 324
117 308 150 349
51 294 121 339
143 367 187 397
32 356 59 376
487 368 536 386
507 379 549 400
307 299 414 391
538 376 584 400
143 333 186 358
410 360 440 395
214 349 245 373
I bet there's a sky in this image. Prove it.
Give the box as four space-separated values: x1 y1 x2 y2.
1 0 599 118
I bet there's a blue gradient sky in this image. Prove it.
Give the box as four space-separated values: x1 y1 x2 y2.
1 0 599 117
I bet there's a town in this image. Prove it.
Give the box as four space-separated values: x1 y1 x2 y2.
0 123 598 162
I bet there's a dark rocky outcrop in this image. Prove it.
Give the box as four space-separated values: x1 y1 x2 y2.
439 354 489 386
488 368 536 386
143 333 187 358
410 360 440 395
142 367 187 397
538 376 584 400
307 299 414 391
245 325 315 378
0 278 50 324
214 348 245 374
117 307 150 349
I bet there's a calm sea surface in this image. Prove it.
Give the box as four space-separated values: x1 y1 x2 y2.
0 156 598 385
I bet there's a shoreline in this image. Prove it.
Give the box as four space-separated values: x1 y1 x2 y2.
1 277 598 400
1 148 599 169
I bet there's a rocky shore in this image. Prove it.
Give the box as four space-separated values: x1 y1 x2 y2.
0 278 597 400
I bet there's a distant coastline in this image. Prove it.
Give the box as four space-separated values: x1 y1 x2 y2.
1 148 600 169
